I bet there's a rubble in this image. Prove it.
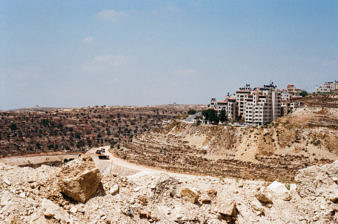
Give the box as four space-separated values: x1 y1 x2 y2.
40 198 70 223
0 153 337 223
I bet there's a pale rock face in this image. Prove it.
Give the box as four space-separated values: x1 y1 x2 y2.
58 155 102 203
40 198 70 223
255 192 273 207
70 206 77 214
215 199 238 222
109 184 119 195
250 199 265 216
266 181 291 201
3 177 11 186
0 154 337 224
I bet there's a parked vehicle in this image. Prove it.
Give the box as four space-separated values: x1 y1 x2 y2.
98 155 109 160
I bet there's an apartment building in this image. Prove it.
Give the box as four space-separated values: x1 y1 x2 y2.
280 84 303 114
209 82 282 125
208 97 238 121
281 84 301 101
227 97 238 121
235 84 252 119
245 83 281 125
281 96 304 115
315 81 338 93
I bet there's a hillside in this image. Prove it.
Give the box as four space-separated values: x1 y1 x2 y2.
0 105 203 157
112 106 337 182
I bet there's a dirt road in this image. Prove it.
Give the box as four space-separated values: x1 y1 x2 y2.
89 146 197 178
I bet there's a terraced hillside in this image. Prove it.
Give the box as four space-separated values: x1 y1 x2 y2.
112 107 338 182
0 105 203 157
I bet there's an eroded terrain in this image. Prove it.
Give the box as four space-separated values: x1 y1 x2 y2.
113 107 338 182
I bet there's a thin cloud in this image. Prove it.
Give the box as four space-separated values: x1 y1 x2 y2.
82 36 94 44
165 3 182 13
321 60 338 67
84 54 128 71
97 9 126 22
175 69 198 77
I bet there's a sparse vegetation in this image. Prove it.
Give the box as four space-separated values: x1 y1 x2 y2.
0 106 203 157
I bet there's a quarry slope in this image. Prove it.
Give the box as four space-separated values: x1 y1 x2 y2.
113 107 337 182
0 151 337 223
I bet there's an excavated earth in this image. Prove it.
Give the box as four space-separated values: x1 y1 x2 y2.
0 152 337 223
113 107 338 182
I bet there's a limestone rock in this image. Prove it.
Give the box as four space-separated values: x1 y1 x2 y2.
207 189 217 199
58 155 102 203
255 192 273 207
215 199 238 222
3 177 11 186
250 200 265 216
40 198 70 223
266 181 291 201
180 188 199 204
200 194 212 204
109 184 119 195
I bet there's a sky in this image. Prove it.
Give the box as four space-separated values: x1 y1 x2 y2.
1 0 337 109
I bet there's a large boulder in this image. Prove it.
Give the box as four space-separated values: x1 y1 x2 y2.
58 155 102 203
266 181 291 201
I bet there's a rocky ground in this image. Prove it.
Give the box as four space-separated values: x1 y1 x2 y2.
0 151 337 223
113 107 337 182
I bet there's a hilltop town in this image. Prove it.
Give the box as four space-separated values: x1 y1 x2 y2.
206 81 337 125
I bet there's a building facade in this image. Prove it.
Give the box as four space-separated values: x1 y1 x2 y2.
315 81 338 93
235 84 252 119
244 83 281 125
209 82 283 125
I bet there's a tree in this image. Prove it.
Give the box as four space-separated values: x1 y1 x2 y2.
187 109 197 115
9 123 17 131
300 90 308 97
202 109 219 124
219 109 227 123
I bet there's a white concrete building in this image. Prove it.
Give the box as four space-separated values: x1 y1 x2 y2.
245 83 281 125
235 84 252 119
209 82 282 125
315 81 338 93
208 97 238 121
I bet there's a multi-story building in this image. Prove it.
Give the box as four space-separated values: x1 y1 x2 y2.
245 83 281 125
235 84 252 119
208 97 238 121
315 81 338 93
227 97 238 121
281 84 301 101
209 82 282 125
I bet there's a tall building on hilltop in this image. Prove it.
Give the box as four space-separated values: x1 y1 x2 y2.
235 84 252 119
208 82 282 125
244 83 281 125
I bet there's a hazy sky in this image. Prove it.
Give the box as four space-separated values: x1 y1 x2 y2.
1 0 337 109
